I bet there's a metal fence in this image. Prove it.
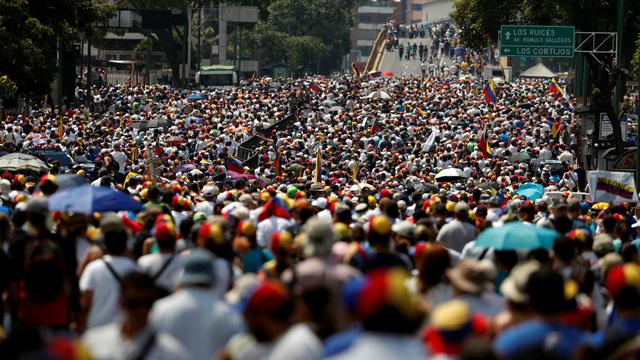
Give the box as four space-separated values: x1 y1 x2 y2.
105 70 166 86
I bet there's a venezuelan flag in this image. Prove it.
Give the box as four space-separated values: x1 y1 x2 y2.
351 62 360 78
549 79 564 100
483 80 497 104
478 129 492 158
308 80 322 93
371 117 381 134
274 146 282 176
258 196 291 222
551 122 562 138
438 80 450 90
225 157 245 174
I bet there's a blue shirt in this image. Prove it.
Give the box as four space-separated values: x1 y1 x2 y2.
241 248 272 273
494 319 586 359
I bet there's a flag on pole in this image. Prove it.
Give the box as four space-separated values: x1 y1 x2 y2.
351 62 360 78
352 160 358 182
314 147 321 184
478 128 492 158
423 74 432 87
551 122 563 138
370 117 381 134
131 142 139 163
308 80 322 93
483 80 497 104
249 72 257 82
438 80 450 90
274 146 282 176
549 78 564 100
58 117 64 138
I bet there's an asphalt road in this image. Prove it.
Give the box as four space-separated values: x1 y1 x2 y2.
378 36 451 78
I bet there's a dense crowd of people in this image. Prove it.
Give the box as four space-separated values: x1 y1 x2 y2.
0 64 638 360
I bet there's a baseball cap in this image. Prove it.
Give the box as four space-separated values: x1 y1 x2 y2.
176 249 216 286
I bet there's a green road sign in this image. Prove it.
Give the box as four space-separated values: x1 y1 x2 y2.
499 25 574 58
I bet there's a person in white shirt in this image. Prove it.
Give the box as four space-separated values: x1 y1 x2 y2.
151 250 243 360
111 143 127 174
436 202 476 253
193 185 217 217
82 271 188 360
539 144 552 161
137 222 183 292
79 215 137 330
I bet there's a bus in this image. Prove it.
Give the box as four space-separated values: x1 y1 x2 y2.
195 65 238 89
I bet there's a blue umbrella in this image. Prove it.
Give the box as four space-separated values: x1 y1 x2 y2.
55 174 88 190
48 185 143 214
516 182 544 201
186 92 205 101
37 174 88 191
475 222 559 250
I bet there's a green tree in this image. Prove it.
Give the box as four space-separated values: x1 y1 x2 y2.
249 0 354 74
633 34 640 79
451 0 640 154
0 0 112 98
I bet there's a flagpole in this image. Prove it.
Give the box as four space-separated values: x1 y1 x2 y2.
314 146 321 184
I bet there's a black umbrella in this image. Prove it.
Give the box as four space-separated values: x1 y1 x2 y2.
477 181 500 190
414 182 439 193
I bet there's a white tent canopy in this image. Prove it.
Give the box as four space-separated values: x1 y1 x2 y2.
520 63 556 78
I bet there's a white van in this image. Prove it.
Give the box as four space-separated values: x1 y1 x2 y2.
195 65 238 89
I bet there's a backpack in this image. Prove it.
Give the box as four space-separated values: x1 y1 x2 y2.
24 240 65 302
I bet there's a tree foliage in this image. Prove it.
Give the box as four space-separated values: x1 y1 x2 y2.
0 0 113 98
634 34 640 79
250 0 355 74
451 0 640 153
451 0 519 50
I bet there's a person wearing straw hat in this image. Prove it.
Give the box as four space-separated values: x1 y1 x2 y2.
447 259 504 318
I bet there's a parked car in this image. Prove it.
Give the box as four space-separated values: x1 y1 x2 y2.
27 149 75 172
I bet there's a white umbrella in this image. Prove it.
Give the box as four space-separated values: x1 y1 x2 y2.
366 90 391 99
435 168 468 183
466 108 481 116
0 153 49 172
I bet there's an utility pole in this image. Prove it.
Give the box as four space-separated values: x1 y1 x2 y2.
235 22 239 69
146 35 152 86
187 3 193 87
57 36 63 132
614 0 624 115
637 72 640 189
87 36 92 99
197 7 202 70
